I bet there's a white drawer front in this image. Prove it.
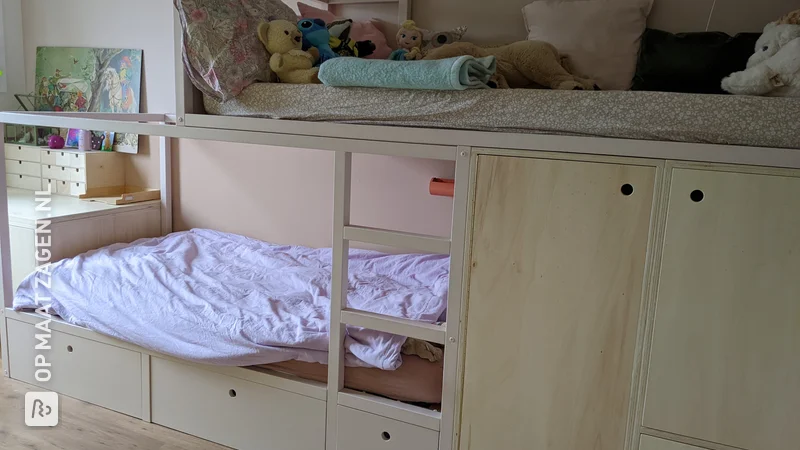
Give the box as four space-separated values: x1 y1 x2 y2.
69 181 86 196
337 406 439 450
6 159 41 177
6 319 143 418
69 152 86 168
69 167 86 183
151 358 326 450
54 179 70 195
5 144 41 163
54 151 73 167
41 164 71 182
41 149 57 165
7 174 42 191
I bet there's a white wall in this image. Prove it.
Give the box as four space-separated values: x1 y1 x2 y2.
0 0 26 111
21 0 175 113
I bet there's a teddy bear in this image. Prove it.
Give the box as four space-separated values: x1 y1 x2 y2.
257 20 320 84
721 13 800 97
424 41 598 90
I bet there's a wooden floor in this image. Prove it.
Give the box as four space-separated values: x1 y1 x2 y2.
0 362 229 450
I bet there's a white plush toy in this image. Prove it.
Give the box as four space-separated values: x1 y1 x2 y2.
721 22 800 97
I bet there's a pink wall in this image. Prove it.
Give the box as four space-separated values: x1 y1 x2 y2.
173 140 454 248
20 0 454 247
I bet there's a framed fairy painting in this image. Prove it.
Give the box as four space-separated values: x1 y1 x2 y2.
34 47 143 153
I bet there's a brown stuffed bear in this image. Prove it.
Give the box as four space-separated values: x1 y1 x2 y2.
257 20 321 84
424 41 598 90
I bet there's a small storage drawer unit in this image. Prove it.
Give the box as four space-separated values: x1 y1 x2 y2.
5 144 124 197
5 144 41 162
337 406 439 450
7 173 42 191
6 160 41 177
6 319 143 417
151 357 326 450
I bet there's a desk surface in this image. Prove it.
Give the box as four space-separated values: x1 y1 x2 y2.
6 188 158 226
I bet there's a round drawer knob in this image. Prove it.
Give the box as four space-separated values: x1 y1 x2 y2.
66 345 73 353
381 431 391 441
690 190 704 203
229 389 237 398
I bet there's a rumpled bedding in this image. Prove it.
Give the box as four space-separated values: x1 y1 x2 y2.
13 229 450 370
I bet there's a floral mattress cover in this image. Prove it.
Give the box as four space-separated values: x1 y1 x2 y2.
204 84 800 149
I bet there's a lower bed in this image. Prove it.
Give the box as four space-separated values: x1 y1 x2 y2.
13 229 450 405
205 84 800 150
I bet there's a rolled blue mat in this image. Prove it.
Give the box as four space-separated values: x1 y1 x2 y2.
318 55 497 90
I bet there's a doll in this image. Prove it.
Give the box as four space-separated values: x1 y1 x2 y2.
389 20 425 61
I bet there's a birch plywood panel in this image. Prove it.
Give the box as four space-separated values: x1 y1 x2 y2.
644 168 800 450
459 155 656 450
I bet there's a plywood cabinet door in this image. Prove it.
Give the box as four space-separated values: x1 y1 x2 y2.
644 169 800 450
459 155 656 450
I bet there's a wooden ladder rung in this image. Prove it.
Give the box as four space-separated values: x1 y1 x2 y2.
340 309 446 345
343 225 451 255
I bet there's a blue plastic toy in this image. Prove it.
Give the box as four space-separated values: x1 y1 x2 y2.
298 18 338 66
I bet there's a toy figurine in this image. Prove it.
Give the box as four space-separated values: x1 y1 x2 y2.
390 20 425 61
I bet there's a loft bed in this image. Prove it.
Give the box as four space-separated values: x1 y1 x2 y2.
0 1 799 450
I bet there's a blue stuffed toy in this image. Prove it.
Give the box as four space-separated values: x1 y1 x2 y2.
298 18 338 66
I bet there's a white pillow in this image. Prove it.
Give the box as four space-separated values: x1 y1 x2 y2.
523 0 653 90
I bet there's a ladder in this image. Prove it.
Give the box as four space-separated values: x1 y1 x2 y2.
326 147 472 450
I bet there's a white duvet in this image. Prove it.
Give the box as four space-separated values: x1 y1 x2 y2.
13 229 450 369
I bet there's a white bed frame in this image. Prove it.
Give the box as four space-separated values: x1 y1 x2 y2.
1 1 799 450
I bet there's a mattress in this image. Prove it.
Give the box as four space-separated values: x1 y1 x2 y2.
13 229 450 370
205 84 800 150
262 354 443 404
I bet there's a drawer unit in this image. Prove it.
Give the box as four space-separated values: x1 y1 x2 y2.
6 160 41 177
50 180 86 196
151 357 326 450
42 164 72 181
5 144 41 163
6 319 143 418
70 167 86 183
40 149 58 165
7 173 43 191
51 150 82 168
8 148 124 196
47 179 86 196
337 406 439 450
